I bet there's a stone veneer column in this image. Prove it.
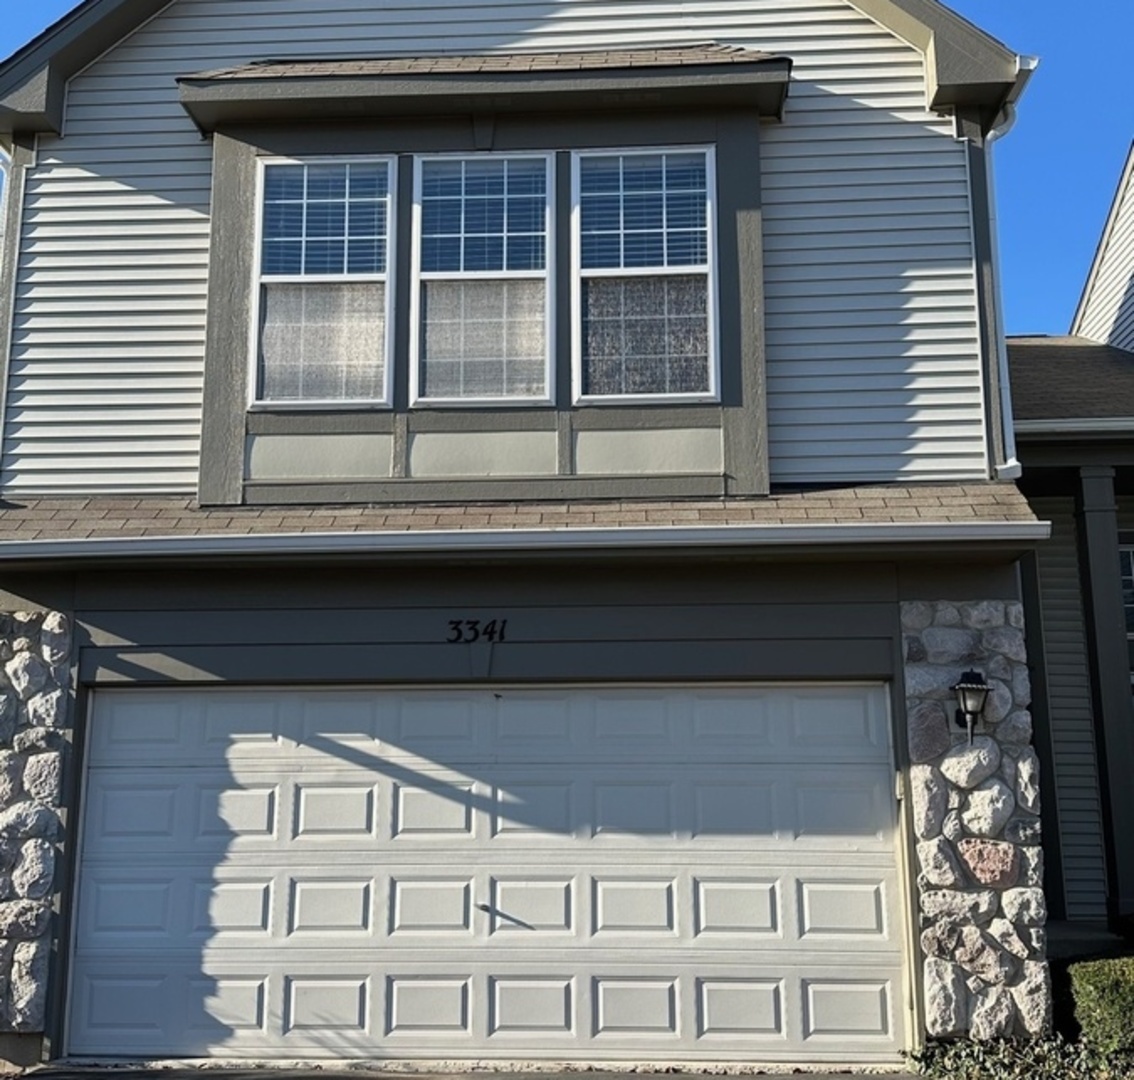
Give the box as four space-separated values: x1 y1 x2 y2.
0 611 70 1034
902 600 1051 1041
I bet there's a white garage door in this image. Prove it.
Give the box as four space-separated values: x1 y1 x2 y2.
69 685 907 1062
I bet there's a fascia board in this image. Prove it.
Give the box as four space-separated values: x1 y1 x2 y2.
1071 141 1134 339
0 520 1052 566
178 62 794 131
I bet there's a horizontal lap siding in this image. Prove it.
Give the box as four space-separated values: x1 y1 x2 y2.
761 32 982 481
1075 151 1134 351
3 0 981 492
5 129 210 491
1031 496 1108 920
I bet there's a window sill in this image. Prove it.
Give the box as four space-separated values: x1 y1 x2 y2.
248 400 394 412
242 473 730 505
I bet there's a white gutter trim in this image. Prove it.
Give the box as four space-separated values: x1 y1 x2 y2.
0 520 1051 562
1015 417 1134 435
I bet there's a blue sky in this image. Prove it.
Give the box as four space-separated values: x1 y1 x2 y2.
2 0 1132 336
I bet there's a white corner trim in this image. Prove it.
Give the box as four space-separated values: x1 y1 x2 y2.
0 519 1051 562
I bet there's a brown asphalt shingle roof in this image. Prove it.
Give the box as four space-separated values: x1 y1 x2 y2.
1007 335 1134 422
185 44 782 82
0 485 1036 544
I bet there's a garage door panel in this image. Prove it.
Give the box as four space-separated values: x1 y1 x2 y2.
85 688 893 769
82 765 895 854
68 962 903 1059
72 686 906 1061
76 863 899 955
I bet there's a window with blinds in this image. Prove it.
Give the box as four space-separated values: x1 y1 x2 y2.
250 148 719 408
413 156 552 403
256 159 394 404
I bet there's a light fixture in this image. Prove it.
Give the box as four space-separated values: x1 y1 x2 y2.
952 670 990 745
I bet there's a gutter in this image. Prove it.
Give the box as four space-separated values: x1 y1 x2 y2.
0 520 1052 563
1015 418 1134 436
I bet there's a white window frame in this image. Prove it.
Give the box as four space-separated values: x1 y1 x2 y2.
409 152 556 408
570 145 720 406
248 154 397 410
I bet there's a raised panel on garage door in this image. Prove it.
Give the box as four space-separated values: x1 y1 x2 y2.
69 686 906 1062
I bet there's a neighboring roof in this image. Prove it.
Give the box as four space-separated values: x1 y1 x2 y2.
0 485 1043 566
1007 335 1134 430
0 0 1029 138
1071 141 1134 351
177 45 794 131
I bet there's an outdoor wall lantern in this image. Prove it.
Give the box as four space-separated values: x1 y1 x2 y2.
952 670 990 745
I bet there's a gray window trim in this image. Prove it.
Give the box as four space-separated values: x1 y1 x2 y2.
200 111 768 506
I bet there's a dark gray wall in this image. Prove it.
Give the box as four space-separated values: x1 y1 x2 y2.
3 555 1020 689
0 549 1022 1056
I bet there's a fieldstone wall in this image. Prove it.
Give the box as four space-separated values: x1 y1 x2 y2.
0 611 71 1033
903 600 1051 1041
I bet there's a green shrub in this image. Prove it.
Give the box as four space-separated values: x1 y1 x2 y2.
910 1036 1133 1080
1070 956 1134 1053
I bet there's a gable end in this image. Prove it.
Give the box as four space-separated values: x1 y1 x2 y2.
1 0 1026 138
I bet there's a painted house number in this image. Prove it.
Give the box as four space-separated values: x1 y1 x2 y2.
446 619 508 644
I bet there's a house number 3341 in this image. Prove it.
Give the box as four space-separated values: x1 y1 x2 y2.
446 619 508 644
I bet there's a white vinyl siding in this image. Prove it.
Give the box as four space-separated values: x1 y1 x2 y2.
1074 147 1134 351
3 0 984 492
1031 496 1109 920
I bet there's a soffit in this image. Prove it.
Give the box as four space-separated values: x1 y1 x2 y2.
848 0 1024 116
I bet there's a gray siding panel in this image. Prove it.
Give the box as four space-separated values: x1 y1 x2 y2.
1031 496 1109 920
1075 148 1134 352
2 0 985 492
72 563 903 682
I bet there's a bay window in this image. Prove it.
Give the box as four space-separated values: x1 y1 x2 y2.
191 45 783 503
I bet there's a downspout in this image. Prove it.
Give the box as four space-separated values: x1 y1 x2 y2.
988 56 1038 481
